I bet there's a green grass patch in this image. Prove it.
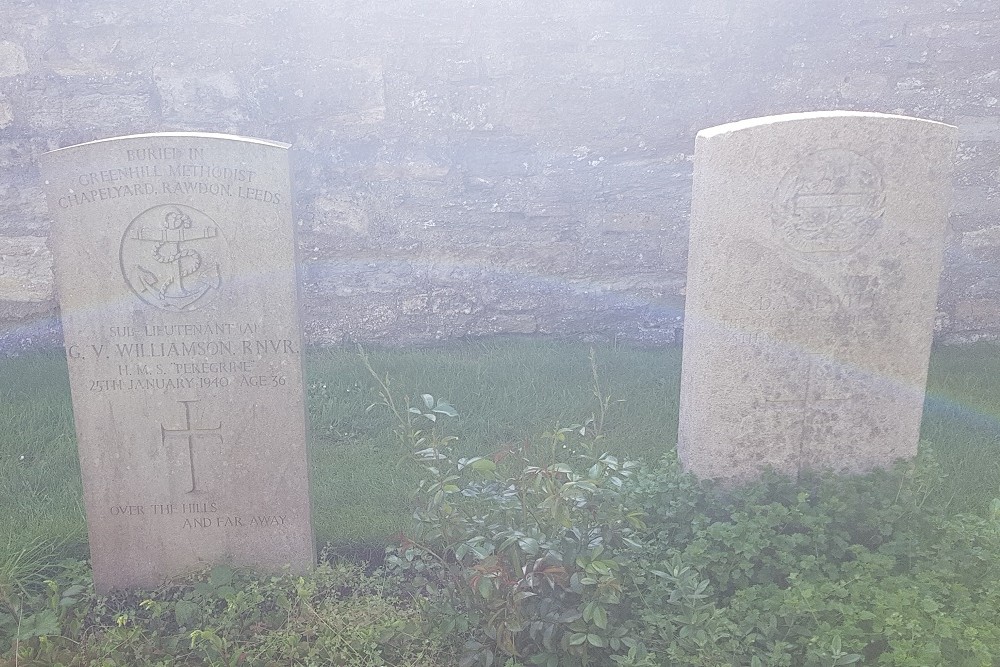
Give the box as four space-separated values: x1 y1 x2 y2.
922 342 1000 513
0 355 86 554
1 339 999 553
306 340 681 546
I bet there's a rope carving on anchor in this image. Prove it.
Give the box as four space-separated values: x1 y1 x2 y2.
152 209 202 299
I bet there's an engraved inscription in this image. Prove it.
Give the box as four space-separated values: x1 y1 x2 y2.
82 320 297 395
160 400 223 494
731 332 760 345
183 515 286 530
773 149 886 256
103 500 290 532
57 146 285 211
120 204 227 312
754 291 876 313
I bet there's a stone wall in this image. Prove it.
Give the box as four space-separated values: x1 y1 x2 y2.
2 0 999 352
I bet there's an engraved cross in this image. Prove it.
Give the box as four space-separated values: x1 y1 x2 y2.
161 400 223 493
764 357 852 474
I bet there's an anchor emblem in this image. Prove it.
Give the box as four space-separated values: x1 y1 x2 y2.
119 204 227 312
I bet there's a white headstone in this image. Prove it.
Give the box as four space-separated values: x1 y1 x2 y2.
678 112 957 483
40 133 315 591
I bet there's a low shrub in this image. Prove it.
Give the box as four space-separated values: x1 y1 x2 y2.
385 390 1000 667
1 557 447 666
625 451 1000 666
383 405 648 667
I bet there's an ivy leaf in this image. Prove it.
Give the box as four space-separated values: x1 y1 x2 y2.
62 584 86 598
17 610 61 639
470 458 496 474
519 537 540 555
434 402 459 417
209 564 234 588
174 599 200 627
593 605 608 629
477 577 492 599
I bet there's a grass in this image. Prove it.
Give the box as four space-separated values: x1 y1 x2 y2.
0 355 86 554
1 339 999 558
921 342 1000 513
307 340 681 545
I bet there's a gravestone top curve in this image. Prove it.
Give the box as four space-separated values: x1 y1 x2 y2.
43 131 291 154
697 110 953 138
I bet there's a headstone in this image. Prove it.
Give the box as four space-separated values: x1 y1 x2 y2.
678 112 957 483
40 133 314 591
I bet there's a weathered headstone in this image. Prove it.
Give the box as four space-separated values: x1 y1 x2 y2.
40 133 314 591
678 112 957 483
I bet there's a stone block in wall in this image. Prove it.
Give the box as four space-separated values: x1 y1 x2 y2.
304 258 418 300
921 20 1000 63
467 313 539 336
0 182 49 235
459 175 569 216
401 287 482 318
834 71 893 105
961 224 1000 256
257 58 385 129
153 67 245 131
0 137 49 172
589 211 663 234
0 97 12 129
383 66 505 136
0 236 52 302
951 185 1000 231
43 29 122 77
306 293 403 345
906 17 1000 40
532 297 677 346
358 159 459 206
955 141 1000 187
19 80 155 136
953 299 1000 331
482 240 581 277
499 76 660 146
0 42 29 78
448 136 535 178
0 134 54 235
955 115 1000 141
453 206 574 241
0 299 59 355
307 194 370 237
587 155 692 203
479 278 548 315
928 66 1000 113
